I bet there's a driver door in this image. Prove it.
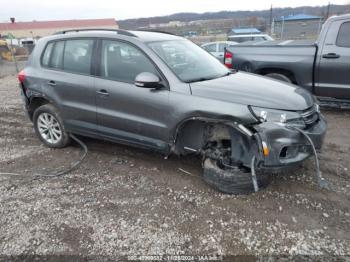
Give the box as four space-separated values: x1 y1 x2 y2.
316 20 350 99
95 39 170 151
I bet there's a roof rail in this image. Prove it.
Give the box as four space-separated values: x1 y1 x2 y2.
136 29 176 36
53 28 137 37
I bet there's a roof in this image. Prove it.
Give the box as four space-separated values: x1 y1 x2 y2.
231 28 261 34
131 31 183 42
201 41 238 46
42 30 183 44
0 18 117 31
275 14 322 22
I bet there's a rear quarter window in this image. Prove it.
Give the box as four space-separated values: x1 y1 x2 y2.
47 41 64 69
336 21 350 48
41 42 54 66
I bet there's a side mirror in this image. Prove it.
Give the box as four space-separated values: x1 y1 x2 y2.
135 72 163 89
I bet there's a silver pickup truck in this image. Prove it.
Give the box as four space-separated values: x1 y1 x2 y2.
224 14 350 106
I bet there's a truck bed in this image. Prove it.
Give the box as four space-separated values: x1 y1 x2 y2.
235 40 316 46
227 41 317 91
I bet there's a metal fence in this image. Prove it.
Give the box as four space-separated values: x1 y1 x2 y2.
0 39 30 78
272 19 323 41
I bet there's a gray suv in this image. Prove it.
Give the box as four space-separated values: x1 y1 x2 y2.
18 29 327 194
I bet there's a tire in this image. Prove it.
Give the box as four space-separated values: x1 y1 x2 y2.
202 158 270 194
265 73 292 83
33 104 70 148
242 63 252 72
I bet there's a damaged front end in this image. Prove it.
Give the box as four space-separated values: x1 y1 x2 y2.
201 104 327 193
250 104 327 172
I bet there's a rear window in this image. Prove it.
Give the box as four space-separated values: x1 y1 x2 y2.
336 21 350 48
233 37 252 43
203 44 216 52
218 43 227 52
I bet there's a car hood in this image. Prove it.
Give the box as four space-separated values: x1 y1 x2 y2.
190 72 314 111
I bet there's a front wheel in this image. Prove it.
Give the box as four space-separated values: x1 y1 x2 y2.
33 104 70 148
202 158 270 194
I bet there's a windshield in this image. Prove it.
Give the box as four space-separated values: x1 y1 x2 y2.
148 40 230 83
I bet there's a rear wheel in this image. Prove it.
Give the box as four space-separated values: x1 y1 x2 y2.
33 104 70 148
202 158 270 194
265 73 292 83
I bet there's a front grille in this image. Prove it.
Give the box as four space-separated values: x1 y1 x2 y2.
300 105 319 126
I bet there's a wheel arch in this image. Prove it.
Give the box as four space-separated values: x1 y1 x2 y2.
27 96 53 121
255 67 297 84
172 116 248 155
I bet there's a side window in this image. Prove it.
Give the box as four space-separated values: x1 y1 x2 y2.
218 43 227 52
41 41 64 69
42 42 54 66
336 22 350 48
47 41 64 69
203 44 216 52
100 40 159 83
254 37 265 41
63 39 94 74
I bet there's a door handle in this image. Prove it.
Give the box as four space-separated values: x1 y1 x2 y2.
322 53 340 59
48 80 56 86
96 89 109 96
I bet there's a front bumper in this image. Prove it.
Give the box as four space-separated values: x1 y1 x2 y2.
254 114 327 171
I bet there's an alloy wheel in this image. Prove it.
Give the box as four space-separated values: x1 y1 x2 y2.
37 112 62 144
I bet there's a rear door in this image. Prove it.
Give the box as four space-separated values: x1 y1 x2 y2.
95 39 170 151
40 38 98 135
316 20 350 99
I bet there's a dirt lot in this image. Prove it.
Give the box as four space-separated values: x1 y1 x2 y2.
0 68 349 259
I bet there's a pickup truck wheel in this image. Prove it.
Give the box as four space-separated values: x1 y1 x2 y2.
202 158 270 194
265 73 292 83
33 104 70 148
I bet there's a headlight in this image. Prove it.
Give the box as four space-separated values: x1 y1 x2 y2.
250 106 305 128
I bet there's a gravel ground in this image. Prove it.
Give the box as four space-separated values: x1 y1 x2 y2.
0 69 349 260
0 60 25 78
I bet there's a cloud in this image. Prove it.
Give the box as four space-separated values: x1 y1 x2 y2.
0 0 348 22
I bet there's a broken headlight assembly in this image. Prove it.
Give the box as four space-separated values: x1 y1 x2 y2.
250 106 305 128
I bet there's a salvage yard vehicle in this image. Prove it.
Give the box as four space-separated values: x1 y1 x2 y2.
224 14 350 107
201 41 238 62
18 28 326 194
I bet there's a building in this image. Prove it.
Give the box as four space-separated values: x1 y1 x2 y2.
0 18 118 39
273 14 323 40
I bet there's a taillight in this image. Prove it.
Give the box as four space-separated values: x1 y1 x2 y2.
224 50 233 68
18 70 26 83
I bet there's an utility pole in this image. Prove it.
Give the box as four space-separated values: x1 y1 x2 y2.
326 2 331 19
269 4 273 34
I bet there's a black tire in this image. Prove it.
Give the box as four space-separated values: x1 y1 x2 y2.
265 73 292 83
33 104 70 148
242 63 252 72
202 158 270 194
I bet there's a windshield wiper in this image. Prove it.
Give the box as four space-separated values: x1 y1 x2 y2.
185 77 217 83
185 71 232 83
